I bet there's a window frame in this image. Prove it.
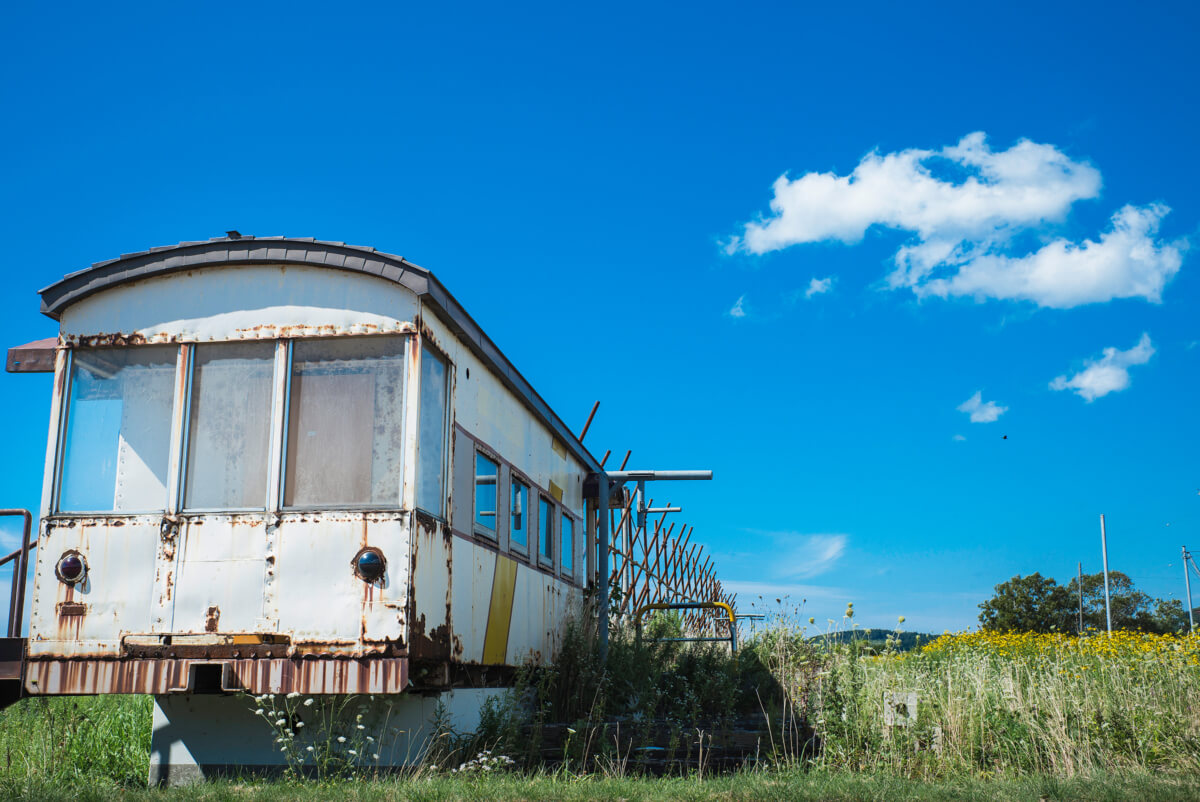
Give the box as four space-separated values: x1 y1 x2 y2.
537 494 555 568
180 339 278 514
278 335 410 512
51 333 414 518
415 341 451 520
560 511 575 579
472 446 501 541
53 345 181 516
508 471 531 557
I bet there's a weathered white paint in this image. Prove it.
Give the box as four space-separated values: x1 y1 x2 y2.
148 688 504 786
60 265 419 342
30 257 591 689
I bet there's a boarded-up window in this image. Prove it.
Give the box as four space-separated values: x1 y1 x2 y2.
284 337 406 507
474 452 498 534
184 342 275 510
59 346 176 512
416 345 448 516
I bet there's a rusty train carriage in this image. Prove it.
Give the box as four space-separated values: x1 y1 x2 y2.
15 236 600 699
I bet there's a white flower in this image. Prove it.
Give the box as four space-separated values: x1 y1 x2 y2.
306 746 314 752
365 736 374 742
356 724 365 730
295 721 304 728
275 719 286 726
348 750 357 756
254 709 265 716
372 753 380 760
304 698 314 706
337 736 346 743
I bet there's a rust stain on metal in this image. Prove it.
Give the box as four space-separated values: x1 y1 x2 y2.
56 602 86 617
25 656 408 696
204 606 220 633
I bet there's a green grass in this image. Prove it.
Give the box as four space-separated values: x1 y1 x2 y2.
6 767 1200 801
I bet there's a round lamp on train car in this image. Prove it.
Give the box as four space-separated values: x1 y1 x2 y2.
353 547 386 583
56 551 87 585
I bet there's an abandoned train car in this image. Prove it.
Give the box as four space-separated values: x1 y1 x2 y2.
12 235 600 702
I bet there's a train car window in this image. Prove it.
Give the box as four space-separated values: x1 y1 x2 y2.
510 479 529 550
284 337 406 508
183 342 275 510
58 345 177 512
474 452 498 534
561 514 574 577
538 496 554 563
416 345 448 516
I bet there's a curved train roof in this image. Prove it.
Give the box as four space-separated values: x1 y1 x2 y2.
38 235 602 474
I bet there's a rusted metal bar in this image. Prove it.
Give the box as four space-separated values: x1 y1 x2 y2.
0 510 34 638
578 401 600 443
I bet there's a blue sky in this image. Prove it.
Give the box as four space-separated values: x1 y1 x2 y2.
1 2 1198 633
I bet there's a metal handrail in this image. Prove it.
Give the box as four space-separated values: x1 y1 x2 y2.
633 601 738 653
0 511 34 638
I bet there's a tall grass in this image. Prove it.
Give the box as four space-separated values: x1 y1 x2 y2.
0 694 151 795
808 630 1200 777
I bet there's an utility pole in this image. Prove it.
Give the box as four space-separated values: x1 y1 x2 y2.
1077 561 1084 635
1184 546 1195 633
1100 514 1112 636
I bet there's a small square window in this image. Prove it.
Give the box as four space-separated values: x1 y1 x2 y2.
561 513 574 577
475 452 498 535
511 479 529 550
538 496 553 562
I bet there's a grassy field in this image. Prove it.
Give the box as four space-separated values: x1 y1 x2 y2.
0 626 1196 799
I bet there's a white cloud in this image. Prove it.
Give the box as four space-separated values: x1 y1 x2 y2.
957 391 1007 423
1050 333 1154 402
805 276 834 298
728 294 747 318
727 530 846 580
952 434 967 442
914 205 1183 308
728 133 1185 308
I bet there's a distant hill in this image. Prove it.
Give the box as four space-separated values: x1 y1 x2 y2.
808 629 935 652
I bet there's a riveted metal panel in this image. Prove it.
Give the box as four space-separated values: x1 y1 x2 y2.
27 518 158 658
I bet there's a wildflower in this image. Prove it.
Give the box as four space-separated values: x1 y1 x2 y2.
306 746 314 752
295 721 304 728
337 736 347 743
348 750 357 756
809 617 815 624
286 691 300 699
357 724 365 730
373 753 380 760
304 698 315 706
254 709 265 716
898 616 906 624
275 718 286 726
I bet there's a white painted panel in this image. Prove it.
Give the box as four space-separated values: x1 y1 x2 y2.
171 518 267 633
450 537 495 663
27 519 158 657
272 516 410 647
60 265 420 342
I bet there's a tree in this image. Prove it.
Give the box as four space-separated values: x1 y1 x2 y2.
980 569 1194 633
978 573 1074 633
1064 571 1154 632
